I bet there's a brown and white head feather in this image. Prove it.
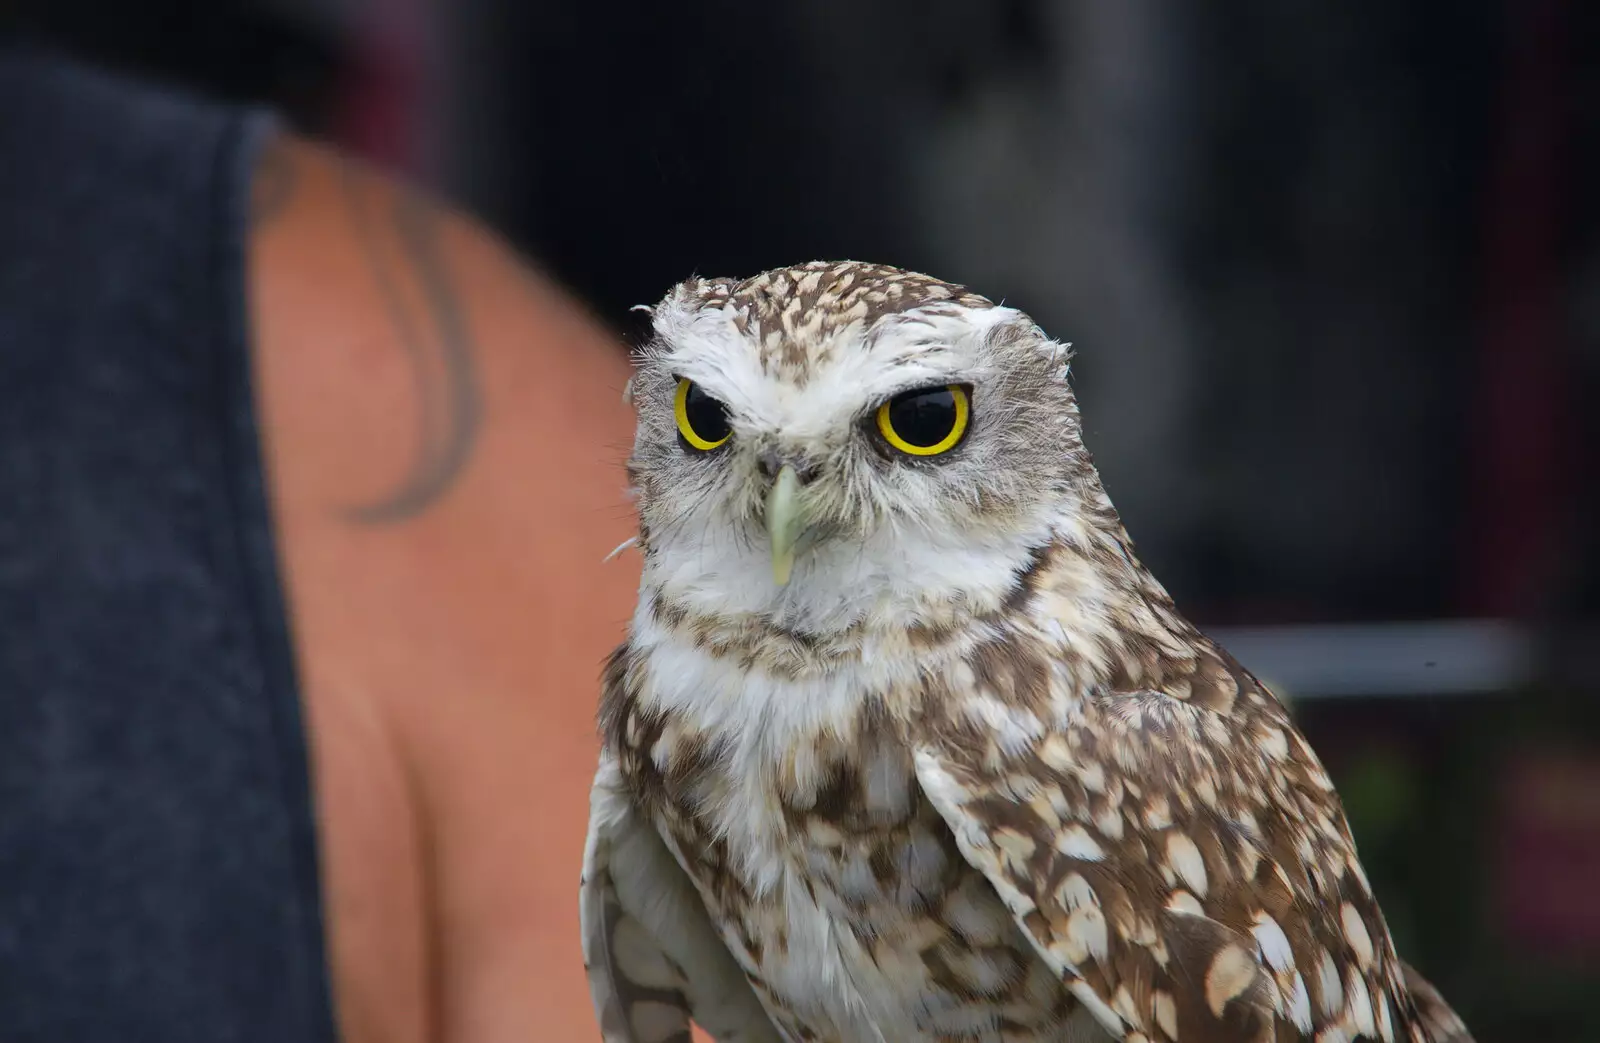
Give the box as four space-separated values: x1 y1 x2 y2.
625 260 1109 642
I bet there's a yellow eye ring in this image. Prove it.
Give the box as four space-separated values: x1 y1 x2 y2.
875 384 970 456
674 378 732 451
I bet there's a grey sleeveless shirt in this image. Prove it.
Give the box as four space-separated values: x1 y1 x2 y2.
0 47 338 1043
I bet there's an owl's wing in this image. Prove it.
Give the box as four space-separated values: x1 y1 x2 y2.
582 755 783 1043
911 684 1438 1043
1400 963 1474 1043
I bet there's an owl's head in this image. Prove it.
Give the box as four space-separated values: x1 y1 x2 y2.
625 261 1107 634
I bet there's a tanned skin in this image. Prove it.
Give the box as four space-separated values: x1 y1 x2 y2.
248 133 640 1043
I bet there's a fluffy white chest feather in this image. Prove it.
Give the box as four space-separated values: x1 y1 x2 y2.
622 627 1098 1043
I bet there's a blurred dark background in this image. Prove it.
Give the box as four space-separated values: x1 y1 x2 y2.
3 0 1596 1038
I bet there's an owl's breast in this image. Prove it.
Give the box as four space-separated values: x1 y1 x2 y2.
610 688 1086 1042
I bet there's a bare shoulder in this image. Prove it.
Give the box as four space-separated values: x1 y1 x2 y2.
247 132 639 1043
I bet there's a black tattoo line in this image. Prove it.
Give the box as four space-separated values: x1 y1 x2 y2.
250 136 297 223
341 163 484 524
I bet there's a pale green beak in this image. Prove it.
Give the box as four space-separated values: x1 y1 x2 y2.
765 464 806 587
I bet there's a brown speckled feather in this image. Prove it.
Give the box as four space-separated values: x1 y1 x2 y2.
912 599 1442 1043
581 781 696 1043
582 756 783 1043
1399 965 1473 1043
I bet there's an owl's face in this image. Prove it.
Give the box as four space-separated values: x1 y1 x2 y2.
626 263 1092 634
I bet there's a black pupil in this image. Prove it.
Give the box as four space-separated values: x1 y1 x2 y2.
684 383 731 444
888 387 958 447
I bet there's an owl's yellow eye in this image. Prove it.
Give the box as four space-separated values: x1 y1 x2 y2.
674 378 732 451
875 384 970 456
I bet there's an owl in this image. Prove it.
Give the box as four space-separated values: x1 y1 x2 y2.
580 261 1472 1043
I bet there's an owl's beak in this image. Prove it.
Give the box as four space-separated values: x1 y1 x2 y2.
765 464 806 587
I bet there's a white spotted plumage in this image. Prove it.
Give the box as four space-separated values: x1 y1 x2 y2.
580 261 1472 1043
